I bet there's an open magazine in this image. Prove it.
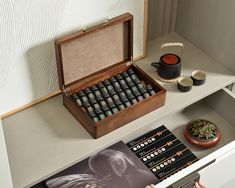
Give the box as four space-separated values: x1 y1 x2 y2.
44 126 198 188
45 141 159 188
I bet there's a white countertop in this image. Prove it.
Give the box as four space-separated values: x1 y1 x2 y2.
2 32 235 188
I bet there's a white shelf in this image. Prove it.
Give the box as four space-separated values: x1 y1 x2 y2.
3 32 235 188
123 91 235 158
0 120 13 188
121 88 235 188
23 96 235 188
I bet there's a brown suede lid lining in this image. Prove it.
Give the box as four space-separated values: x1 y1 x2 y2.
60 22 129 86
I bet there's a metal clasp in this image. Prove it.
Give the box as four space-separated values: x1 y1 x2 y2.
63 87 70 95
83 17 108 32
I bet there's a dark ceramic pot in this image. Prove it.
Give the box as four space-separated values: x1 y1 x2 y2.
151 53 181 79
151 43 184 80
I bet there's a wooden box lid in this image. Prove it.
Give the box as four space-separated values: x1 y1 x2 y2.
55 13 133 90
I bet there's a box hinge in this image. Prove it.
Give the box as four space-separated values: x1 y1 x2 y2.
167 172 200 188
63 87 70 95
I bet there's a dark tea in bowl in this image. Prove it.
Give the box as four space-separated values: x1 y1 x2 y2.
162 54 179 65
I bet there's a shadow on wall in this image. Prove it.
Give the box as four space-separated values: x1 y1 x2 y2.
25 27 82 100
25 40 59 100
176 0 235 74
147 0 179 40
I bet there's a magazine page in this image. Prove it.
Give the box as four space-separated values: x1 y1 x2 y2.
45 141 159 188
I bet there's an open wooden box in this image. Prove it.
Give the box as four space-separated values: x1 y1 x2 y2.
55 13 166 138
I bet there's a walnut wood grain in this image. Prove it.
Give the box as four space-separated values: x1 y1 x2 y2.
56 12 166 138
55 13 133 90
63 64 166 138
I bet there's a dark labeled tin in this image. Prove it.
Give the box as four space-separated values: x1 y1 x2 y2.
94 90 103 101
119 79 128 90
93 103 102 114
146 84 156 95
113 81 122 93
136 95 144 101
105 110 113 117
137 83 147 94
118 91 129 102
115 74 123 80
99 100 109 112
98 113 106 120
90 85 98 92
103 79 111 86
112 94 122 105
121 71 129 78
131 74 140 84
100 87 110 98
72 93 82 106
106 97 116 108
72 93 78 100
125 89 135 100
106 85 116 96
97 82 105 89
130 98 138 104
92 116 99 123
118 104 125 110
127 68 135 75
110 76 117 83
131 86 141 97
111 107 119 114
125 76 135 87
87 93 96 104
88 97 96 105
86 106 96 118
143 92 150 98
78 90 85 97
81 96 90 107
84 88 92 94
124 101 132 107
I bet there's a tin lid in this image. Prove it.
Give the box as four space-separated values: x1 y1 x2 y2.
55 13 133 90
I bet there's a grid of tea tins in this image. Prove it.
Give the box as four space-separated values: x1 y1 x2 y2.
127 125 199 181
71 68 156 122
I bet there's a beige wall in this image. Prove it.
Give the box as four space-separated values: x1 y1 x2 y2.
176 0 235 73
148 0 178 40
148 0 235 73
0 0 146 115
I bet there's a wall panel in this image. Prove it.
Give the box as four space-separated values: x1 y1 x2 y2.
176 0 235 73
0 0 147 115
